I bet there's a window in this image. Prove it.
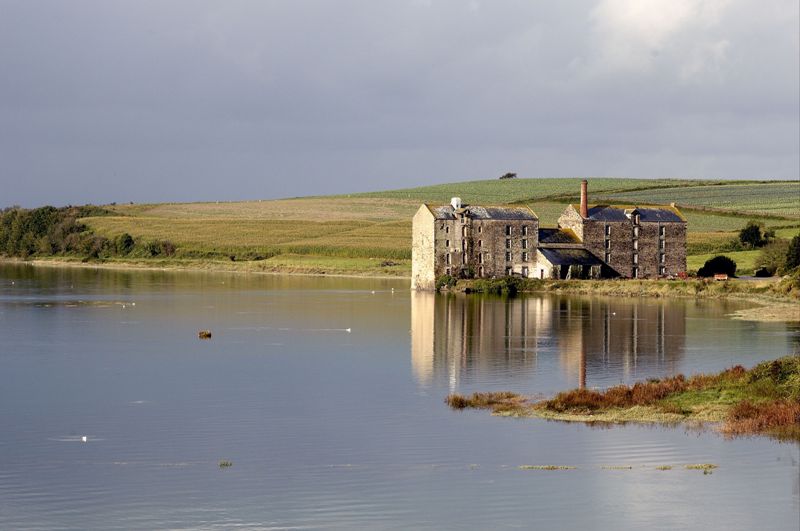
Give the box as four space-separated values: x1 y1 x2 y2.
445 226 449 234
478 226 482 233
522 226 529 236
660 226 666 237
479 253 484 264
478 240 482 247
522 252 529 262
633 214 640 225
522 239 528 249
445 239 450 248
633 226 639 238
633 253 639 264
633 240 638 250
659 266 666 276
632 267 639 278
659 240 666 250
505 252 511 262
605 240 611 250
506 239 511 249
446 254 451 265
479 267 484 277
461 216 466 224
660 253 666 264
605 225 612 236
605 252 611 263
505 267 512 276
522 266 529 277
505 225 511 236
461 226 467 237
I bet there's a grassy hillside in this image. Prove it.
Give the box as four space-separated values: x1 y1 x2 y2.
70 177 800 276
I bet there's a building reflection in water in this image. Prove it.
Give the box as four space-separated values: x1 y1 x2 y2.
411 292 686 391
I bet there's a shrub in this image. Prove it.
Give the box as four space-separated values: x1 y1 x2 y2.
786 235 800 271
697 255 737 277
755 240 790 276
739 220 771 248
114 233 135 255
435 274 456 291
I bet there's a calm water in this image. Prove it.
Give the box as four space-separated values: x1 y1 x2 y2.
0 264 798 530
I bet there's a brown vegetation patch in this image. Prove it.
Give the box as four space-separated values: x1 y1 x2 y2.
723 400 800 441
445 392 529 414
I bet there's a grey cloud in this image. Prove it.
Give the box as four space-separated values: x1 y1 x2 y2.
0 0 797 206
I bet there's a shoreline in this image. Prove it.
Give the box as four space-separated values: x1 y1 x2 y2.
3 257 798 321
0 257 410 281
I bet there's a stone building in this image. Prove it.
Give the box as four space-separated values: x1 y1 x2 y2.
411 198 538 290
557 180 687 279
411 180 687 290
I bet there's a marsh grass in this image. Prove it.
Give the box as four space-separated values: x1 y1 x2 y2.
448 357 800 441
445 392 528 414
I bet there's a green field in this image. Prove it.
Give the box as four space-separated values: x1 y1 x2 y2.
687 250 761 275
594 181 800 219
76 177 799 276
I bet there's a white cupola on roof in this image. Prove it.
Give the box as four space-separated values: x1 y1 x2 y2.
451 197 462 209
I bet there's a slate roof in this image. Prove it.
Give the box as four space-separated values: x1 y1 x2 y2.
538 228 580 245
575 205 685 223
427 204 537 221
538 248 604 266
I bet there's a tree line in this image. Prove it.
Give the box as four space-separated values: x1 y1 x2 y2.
0 205 176 260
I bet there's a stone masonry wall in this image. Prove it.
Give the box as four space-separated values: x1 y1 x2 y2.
411 206 436 290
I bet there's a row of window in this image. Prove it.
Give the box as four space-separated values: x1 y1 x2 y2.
605 225 668 237
443 225 531 236
444 266 531 278
604 240 666 250
605 252 667 264
444 239 531 250
447 251 532 264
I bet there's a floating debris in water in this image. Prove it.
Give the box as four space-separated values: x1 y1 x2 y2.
685 463 718 474
198 330 213 339
81 436 88 443
656 465 673 471
518 465 576 470
218 460 233 468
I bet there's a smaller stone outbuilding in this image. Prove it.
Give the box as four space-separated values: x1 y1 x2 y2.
536 248 604 280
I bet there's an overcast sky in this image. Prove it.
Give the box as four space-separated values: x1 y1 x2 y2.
1 0 798 207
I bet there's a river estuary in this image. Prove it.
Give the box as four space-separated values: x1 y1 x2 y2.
0 264 798 530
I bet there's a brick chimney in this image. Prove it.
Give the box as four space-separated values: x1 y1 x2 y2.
580 179 588 218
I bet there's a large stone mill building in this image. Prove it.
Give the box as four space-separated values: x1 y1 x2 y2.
411 180 687 290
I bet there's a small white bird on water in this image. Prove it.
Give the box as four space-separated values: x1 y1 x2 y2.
81 436 88 443
346 328 352 333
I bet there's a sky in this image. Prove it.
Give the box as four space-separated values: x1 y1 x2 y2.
1 0 798 207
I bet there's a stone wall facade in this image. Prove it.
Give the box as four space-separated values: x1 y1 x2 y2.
411 206 436 290
557 205 687 279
